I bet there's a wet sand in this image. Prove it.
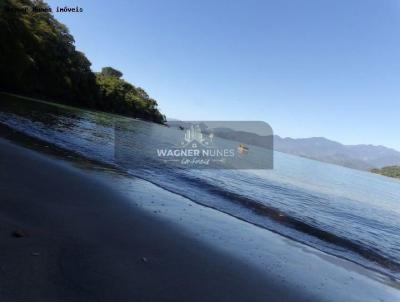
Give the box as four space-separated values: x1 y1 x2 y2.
0 138 399 302
0 138 313 302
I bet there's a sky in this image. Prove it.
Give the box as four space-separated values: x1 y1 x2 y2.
46 0 400 150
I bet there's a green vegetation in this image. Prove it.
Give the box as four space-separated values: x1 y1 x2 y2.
371 166 400 179
95 68 165 122
0 0 165 123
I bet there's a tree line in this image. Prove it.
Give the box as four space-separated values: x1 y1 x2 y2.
0 0 165 123
371 166 400 180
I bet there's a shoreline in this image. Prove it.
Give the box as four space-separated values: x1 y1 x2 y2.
0 138 312 302
0 137 399 301
0 120 398 282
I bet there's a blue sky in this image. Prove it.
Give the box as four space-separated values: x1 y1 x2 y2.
47 0 400 150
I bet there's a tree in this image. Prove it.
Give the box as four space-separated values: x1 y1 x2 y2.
95 69 165 123
100 67 123 78
0 0 165 123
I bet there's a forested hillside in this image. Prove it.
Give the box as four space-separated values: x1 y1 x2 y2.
0 0 165 123
371 166 400 180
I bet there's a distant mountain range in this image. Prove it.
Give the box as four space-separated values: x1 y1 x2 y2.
167 120 400 171
274 136 400 170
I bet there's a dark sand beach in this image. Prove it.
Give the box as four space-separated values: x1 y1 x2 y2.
0 138 312 302
0 137 399 302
